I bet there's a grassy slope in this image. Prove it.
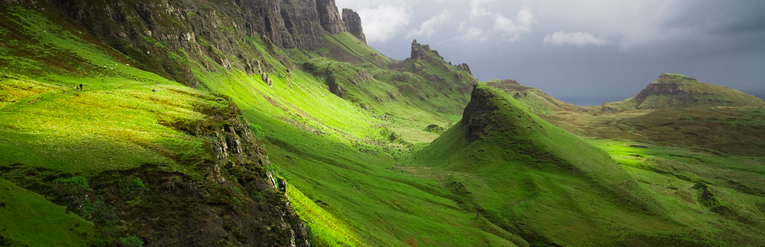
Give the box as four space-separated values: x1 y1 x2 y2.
589 139 765 246
193 33 521 246
3 3 764 247
0 6 222 176
413 83 765 246
294 33 472 143
0 5 502 246
0 178 95 246
0 6 243 244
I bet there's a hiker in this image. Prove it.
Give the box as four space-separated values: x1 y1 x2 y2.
79 83 83 91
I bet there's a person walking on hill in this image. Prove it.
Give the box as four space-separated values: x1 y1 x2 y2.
78 83 83 91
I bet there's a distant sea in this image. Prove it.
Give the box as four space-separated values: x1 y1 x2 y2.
754 94 765 101
556 96 628 107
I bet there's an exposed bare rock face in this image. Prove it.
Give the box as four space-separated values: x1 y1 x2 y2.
457 63 472 75
342 8 366 43
326 76 345 97
7 0 364 88
409 39 443 61
462 85 499 143
316 0 347 34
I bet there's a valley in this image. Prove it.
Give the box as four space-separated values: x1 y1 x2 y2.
1 1 764 246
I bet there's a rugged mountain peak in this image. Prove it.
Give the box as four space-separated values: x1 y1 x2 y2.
342 8 366 43
410 39 444 61
316 0 347 34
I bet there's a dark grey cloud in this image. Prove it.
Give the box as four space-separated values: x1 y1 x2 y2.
336 0 765 105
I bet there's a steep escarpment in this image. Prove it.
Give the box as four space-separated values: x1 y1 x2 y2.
1 0 364 87
602 73 765 111
342 8 365 43
315 0 346 34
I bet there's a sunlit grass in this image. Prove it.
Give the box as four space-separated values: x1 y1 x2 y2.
0 78 221 174
287 184 365 247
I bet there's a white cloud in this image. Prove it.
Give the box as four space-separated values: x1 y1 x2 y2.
407 10 450 39
355 4 411 43
470 0 493 19
455 27 489 43
543 31 609 46
492 8 534 42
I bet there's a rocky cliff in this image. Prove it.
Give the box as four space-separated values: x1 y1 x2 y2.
316 0 346 34
342 8 365 43
1 0 364 88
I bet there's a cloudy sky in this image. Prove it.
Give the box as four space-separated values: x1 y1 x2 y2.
335 0 765 105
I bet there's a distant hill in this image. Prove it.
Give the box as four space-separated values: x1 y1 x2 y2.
601 73 765 111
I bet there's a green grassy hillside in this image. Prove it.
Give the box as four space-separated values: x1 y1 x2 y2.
2 2 765 247
1 5 311 245
0 4 514 246
413 83 765 246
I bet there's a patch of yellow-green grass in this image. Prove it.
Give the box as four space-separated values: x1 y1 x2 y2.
389 126 440 144
0 77 64 109
0 178 95 246
196 67 386 143
287 184 365 247
586 139 647 167
0 78 223 174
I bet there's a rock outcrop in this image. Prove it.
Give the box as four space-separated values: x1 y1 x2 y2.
409 39 443 61
342 8 366 43
156 99 311 246
462 84 500 143
457 63 472 75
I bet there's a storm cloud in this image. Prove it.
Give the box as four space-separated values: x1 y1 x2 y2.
336 0 765 105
